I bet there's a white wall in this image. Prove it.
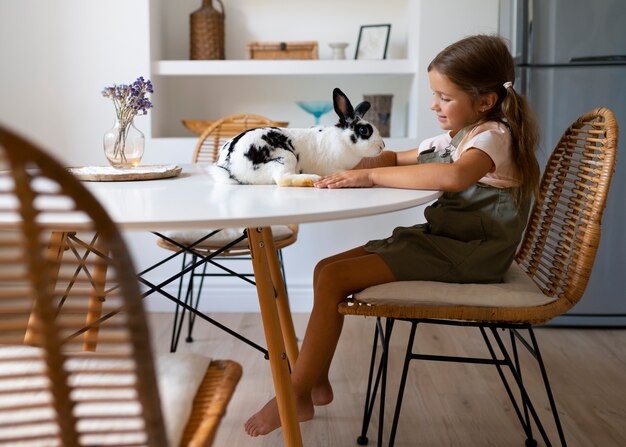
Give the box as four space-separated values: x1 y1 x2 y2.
0 0 151 166
0 0 499 313
415 0 501 139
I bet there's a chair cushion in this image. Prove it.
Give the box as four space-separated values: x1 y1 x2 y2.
355 262 555 308
163 225 294 248
0 346 210 446
156 352 212 446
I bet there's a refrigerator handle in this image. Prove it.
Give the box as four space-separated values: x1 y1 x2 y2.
520 0 530 65
570 55 626 63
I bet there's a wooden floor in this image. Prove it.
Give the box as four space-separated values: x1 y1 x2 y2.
148 312 626 447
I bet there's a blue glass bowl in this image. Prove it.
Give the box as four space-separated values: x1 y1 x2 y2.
296 100 334 125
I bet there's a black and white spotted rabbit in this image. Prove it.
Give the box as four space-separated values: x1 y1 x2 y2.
213 88 385 186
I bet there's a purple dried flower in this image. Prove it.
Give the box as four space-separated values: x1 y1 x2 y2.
102 76 154 124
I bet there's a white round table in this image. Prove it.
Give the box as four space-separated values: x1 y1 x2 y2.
81 164 441 230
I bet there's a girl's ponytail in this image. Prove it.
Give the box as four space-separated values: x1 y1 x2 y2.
500 83 540 201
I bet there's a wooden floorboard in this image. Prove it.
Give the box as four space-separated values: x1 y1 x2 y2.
147 312 626 447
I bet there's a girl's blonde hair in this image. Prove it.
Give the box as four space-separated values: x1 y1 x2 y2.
428 34 540 200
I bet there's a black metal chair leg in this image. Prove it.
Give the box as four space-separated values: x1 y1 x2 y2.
186 259 208 343
480 327 536 442
509 329 536 445
170 299 183 352
170 252 191 352
357 317 395 446
171 268 197 351
388 320 418 447
489 327 552 446
377 318 395 447
357 318 381 446
170 305 184 352
528 328 567 446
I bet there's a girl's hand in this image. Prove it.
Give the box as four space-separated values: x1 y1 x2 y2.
314 170 374 188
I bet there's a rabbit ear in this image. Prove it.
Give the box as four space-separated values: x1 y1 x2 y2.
354 101 371 118
333 88 355 123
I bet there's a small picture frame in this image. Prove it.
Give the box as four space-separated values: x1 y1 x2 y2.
355 24 391 60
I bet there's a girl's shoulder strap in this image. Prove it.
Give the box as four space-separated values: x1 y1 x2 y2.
449 125 473 149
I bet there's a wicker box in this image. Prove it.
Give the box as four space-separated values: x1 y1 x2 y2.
247 41 319 60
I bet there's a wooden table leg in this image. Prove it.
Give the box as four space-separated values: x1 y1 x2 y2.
265 240 299 367
247 226 303 447
82 235 109 352
24 231 69 346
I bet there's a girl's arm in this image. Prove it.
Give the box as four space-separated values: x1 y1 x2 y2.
351 149 420 169
316 148 493 191
396 149 421 166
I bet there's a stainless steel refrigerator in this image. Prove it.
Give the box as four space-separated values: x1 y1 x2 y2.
500 0 626 325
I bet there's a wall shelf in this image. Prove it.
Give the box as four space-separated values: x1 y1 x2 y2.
152 59 418 76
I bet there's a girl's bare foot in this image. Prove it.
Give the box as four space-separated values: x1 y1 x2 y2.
311 380 334 406
244 395 315 437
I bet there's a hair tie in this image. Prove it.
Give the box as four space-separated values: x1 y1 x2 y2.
503 81 513 90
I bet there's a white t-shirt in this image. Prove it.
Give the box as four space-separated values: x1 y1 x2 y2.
418 121 521 188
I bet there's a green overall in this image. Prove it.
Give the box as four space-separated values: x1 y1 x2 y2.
364 129 530 283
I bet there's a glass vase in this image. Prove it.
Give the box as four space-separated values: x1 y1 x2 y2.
103 118 145 169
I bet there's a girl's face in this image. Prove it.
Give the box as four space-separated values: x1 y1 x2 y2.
428 69 484 133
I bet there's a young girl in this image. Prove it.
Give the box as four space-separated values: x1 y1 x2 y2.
244 34 539 437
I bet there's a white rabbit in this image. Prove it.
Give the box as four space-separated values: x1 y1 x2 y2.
213 88 385 186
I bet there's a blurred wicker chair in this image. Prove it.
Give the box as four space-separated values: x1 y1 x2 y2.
339 108 618 446
157 114 299 353
0 125 242 446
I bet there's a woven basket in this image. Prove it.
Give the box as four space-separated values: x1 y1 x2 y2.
190 0 225 60
247 41 319 60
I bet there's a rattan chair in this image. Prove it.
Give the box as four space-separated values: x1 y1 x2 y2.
157 114 299 353
338 108 618 446
0 125 242 446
